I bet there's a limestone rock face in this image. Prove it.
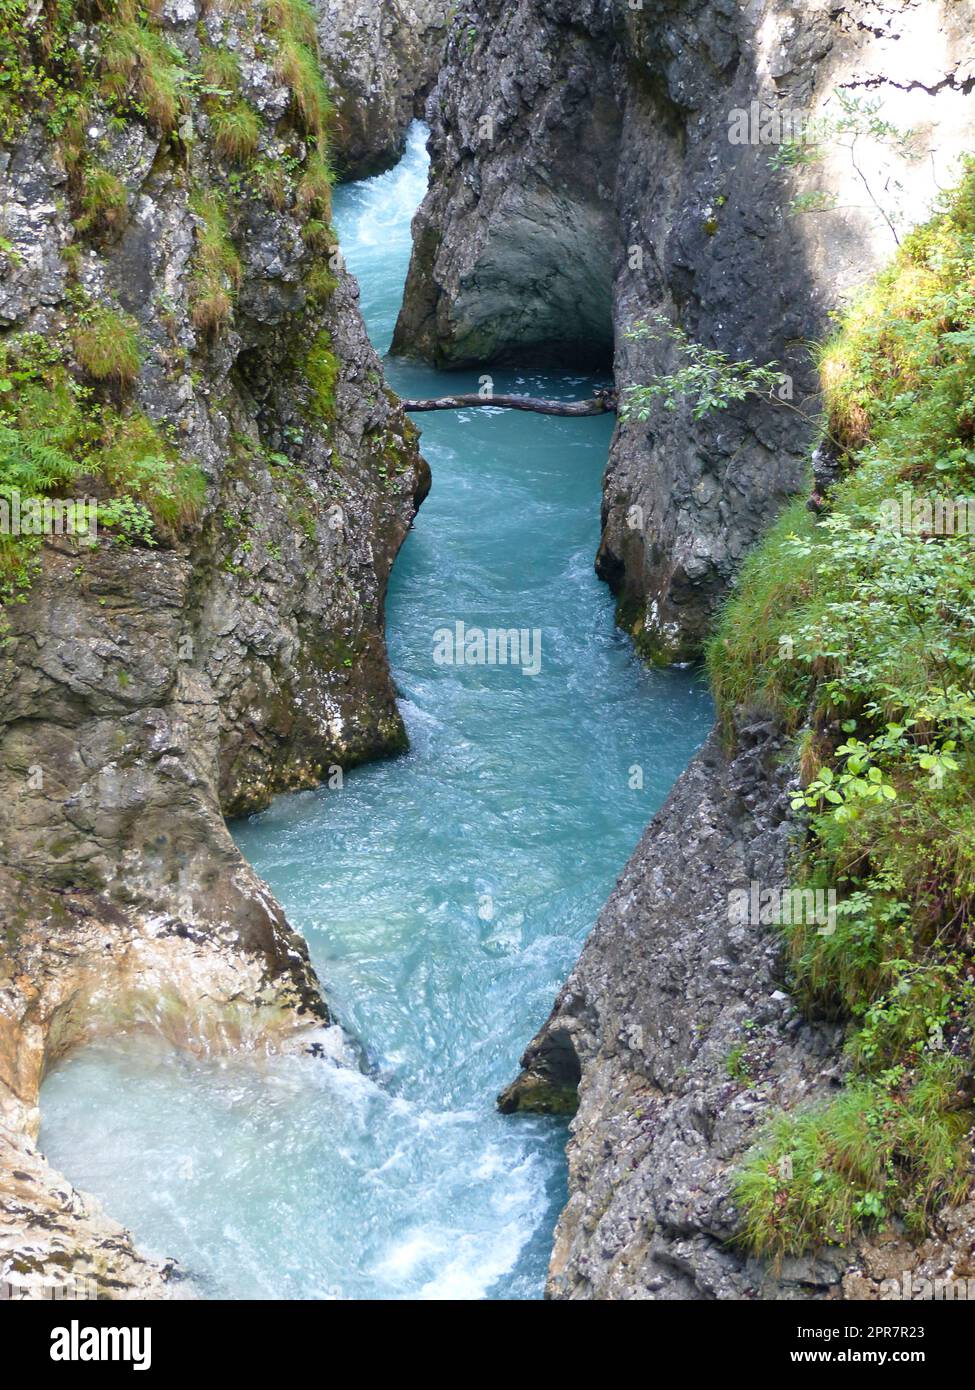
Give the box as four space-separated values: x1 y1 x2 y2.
315 0 451 179
502 726 975 1300
392 1 621 368
0 0 428 1295
501 723 852 1299
396 0 975 657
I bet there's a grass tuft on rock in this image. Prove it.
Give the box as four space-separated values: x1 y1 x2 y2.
74 164 129 242
188 190 242 337
264 0 332 141
210 102 261 162
735 1056 972 1261
73 305 142 386
99 20 188 134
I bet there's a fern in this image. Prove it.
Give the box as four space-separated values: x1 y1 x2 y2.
0 421 83 496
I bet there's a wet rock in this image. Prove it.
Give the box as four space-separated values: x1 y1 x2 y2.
0 0 428 1295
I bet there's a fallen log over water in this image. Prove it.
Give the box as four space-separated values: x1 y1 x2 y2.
401 389 618 416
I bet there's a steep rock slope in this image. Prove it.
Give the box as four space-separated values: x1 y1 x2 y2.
0 0 427 1296
500 722 853 1298
316 0 450 179
395 0 974 659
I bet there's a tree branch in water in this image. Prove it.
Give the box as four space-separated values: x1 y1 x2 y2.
400 389 618 417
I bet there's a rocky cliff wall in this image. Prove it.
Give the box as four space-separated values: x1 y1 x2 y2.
316 0 451 179
501 723 975 1300
0 0 428 1297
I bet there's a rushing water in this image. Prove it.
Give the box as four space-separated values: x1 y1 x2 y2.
39 125 713 1300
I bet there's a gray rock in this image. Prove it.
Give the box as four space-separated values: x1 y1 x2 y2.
0 0 429 1294
315 0 452 179
501 722 854 1299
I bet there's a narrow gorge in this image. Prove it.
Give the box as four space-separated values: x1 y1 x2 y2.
1 0 975 1315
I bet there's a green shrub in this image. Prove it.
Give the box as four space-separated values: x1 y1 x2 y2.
200 45 261 163
0 335 205 598
95 412 207 532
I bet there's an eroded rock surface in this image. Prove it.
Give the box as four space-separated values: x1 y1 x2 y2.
401 0 975 1301
501 723 847 1298
316 0 451 179
501 726 975 1300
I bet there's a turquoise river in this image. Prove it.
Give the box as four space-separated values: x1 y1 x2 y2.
39 125 713 1301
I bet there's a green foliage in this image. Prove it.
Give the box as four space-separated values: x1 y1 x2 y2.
188 190 242 337
73 304 142 385
735 1057 971 1260
95 411 207 532
304 330 339 423
264 0 332 141
707 498 817 729
200 44 261 163
620 312 789 422
0 332 206 598
772 91 921 244
100 15 189 134
0 0 92 143
718 161 975 1255
297 147 334 220
725 1043 755 1086
300 218 333 253
74 163 129 242
210 101 260 162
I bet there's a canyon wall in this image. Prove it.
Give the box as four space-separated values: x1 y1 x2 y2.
0 0 432 1296
316 0 451 179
